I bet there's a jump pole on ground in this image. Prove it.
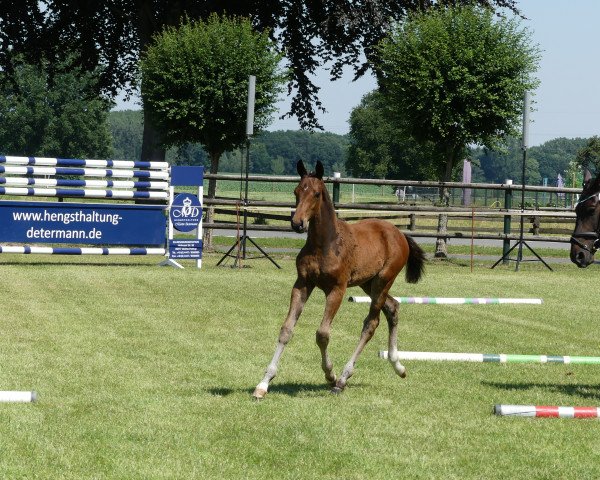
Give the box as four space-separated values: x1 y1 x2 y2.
378 351 600 364
349 297 543 305
0 391 37 403
494 404 600 418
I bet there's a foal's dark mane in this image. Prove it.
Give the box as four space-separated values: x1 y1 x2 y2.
304 172 339 248
316 175 334 210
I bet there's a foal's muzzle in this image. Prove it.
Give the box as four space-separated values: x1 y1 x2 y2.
291 219 306 233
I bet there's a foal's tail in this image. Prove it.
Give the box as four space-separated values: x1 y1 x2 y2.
404 235 426 284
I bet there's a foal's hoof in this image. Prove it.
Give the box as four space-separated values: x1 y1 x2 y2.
330 386 344 395
393 364 407 379
252 388 267 400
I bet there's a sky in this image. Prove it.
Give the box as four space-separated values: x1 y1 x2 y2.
116 1 600 147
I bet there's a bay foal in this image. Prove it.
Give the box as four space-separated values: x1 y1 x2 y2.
253 160 425 399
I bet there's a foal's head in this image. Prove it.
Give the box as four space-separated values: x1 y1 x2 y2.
291 160 327 233
570 170 600 268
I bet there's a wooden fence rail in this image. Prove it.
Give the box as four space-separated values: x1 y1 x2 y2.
202 173 579 245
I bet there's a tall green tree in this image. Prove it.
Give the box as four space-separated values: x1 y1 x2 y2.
347 90 439 180
1 1 521 162
140 14 285 173
0 58 113 158
379 5 540 256
140 14 286 247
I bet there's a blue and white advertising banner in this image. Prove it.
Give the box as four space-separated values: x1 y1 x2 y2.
170 193 202 233
0 200 166 245
169 239 203 259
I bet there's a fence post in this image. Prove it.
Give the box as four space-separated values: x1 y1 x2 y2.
502 180 513 264
333 172 341 204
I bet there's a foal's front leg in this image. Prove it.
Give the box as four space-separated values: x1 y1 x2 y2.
253 278 313 400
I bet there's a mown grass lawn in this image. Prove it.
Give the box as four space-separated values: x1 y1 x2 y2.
0 253 598 479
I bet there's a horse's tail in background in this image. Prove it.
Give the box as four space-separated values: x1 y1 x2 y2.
404 235 426 284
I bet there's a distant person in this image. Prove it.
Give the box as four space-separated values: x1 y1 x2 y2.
395 186 406 203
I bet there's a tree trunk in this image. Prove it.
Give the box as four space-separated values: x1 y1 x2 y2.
434 193 450 258
434 148 457 258
203 150 221 251
140 107 166 162
136 0 166 162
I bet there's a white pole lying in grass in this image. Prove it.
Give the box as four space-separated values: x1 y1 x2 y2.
378 351 600 364
348 297 543 305
0 391 37 403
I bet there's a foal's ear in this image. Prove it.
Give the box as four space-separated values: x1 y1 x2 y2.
584 169 593 188
297 160 308 178
315 160 324 180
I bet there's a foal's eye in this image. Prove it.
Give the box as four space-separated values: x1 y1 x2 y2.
314 191 321 198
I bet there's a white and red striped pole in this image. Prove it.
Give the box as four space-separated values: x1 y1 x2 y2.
494 404 600 418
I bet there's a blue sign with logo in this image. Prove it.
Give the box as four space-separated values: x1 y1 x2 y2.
0 200 166 245
170 193 202 233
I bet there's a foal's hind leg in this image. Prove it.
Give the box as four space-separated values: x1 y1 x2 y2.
316 286 345 385
381 296 407 378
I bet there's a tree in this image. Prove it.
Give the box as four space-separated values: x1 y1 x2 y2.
108 110 350 175
0 57 113 158
1 1 521 163
109 109 143 160
251 130 349 175
379 5 540 256
140 14 286 248
575 136 600 174
347 90 439 180
470 137 589 184
475 137 541 185
531 137 588 181
109 110 210 166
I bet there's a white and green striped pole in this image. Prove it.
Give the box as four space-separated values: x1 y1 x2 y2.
378 351 600 364
349 297 543 305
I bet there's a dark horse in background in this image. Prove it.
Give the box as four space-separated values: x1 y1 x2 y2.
253 160 426 399
571 170 600 268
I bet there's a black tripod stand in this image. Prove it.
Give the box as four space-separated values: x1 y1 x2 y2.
490 193 553 271
491 92 552 271
217 76 281 269
216 140 281 269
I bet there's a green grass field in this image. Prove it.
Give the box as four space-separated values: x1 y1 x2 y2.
0 252 599 479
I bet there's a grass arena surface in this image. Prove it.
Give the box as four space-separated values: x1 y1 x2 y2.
0 252 599 479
